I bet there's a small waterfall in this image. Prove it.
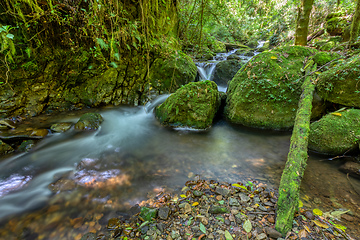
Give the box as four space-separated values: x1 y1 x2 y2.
144 94 170 113
196 62 217 81
195 48 238 81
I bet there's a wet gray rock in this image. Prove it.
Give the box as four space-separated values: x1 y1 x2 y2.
212 60 242 86
339 161 360 178
215 186 230 197
74 113 103 130
158 206 170 220
193 190 203 197
229 197 240 206
18 140 35 152
50 122 73 132
81 232 97 240
265 227 282 239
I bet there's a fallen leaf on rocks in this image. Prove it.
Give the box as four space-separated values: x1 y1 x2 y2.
243 219 252 233
312 220 329 228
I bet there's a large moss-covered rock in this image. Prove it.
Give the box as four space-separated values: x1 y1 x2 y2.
74 113 104 130
155 80 220 129
212 60 243 86
312 51 341 66
148 51 197 95
309 109 360 155
316 55 360 107
210 40 226 53
225 46 325 130
326 15 351 36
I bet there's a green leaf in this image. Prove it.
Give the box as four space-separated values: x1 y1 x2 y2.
243 219 252 233
225 230 233 240
96 38 109 50
6 33 14 39
110 62 118 68
199 222 206 234
218 200 224 205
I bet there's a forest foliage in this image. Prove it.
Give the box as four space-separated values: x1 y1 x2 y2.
0 0 358 80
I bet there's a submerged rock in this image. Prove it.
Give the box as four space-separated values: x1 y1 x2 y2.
316 55 360 108
339 161 360 178
0 140 13 155
225 45 324 130
309 109 360 155
50 122 73 132
74 113 103 130
155 80 220 129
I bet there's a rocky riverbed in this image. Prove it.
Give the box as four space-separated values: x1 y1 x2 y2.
80 178 357 240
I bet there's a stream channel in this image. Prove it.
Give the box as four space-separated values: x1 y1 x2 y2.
0 48 360 239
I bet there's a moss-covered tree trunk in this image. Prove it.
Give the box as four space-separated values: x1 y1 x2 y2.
349 0 360 44
294 0 315 46
275 61 316 235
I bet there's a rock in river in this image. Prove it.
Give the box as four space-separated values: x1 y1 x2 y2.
74 113 103 130
155 80 220 129
225 45 325 130
309 109 360 155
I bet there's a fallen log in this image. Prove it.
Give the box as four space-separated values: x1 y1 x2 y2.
275 60 317 235
307 28 325 42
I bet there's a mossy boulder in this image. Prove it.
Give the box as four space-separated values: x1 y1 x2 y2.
309 109 360 155
225 46 325 130
312 51 341 67
210 40 226 53
316 55 360 107
149 51 197 95
74 113 104 130
155 80 220 129
326 15 351 36
212 60 243 86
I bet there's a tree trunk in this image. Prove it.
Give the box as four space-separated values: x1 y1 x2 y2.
275 61 316 235
349 0 360 45
294 0 314 46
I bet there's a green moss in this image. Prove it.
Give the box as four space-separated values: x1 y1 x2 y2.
210 40 226 53
155 80 220 129
312 52 341 66
309 109 360 155
225 46 323 130
149 51 197 94
74 113 104 130
316 55 360 107
326 16 350 36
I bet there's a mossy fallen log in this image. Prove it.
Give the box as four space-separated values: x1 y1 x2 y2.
275 61 317 235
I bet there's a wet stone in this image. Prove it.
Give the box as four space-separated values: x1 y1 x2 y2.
264 201 274 207
239 193 250 202
193 190 203 197
140 207 158 221
209 206 229 214
258 205 268 212
229 197 240 206
50 122 73 132
265 227 282 239
158 206 170 220
304 210 315 220
81 232 97 240
215 186 231 197
256 233 267 240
